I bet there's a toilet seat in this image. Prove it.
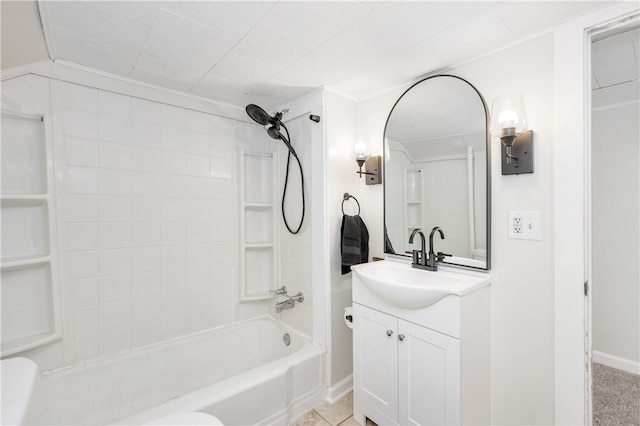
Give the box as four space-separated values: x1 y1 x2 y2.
146 412 223 425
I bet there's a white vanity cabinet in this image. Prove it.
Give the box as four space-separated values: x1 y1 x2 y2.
351 262 490 426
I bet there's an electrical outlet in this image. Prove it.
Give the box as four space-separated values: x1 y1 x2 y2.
509 211 542 240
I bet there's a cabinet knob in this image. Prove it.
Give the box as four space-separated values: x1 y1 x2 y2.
386 329 393 337
398 334 405 341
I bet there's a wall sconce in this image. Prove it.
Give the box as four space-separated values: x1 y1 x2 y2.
490 93 534 175
353 135 381 185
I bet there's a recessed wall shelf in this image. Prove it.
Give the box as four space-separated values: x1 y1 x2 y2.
404 168 423 252
1 111 61 356
239 151 279 302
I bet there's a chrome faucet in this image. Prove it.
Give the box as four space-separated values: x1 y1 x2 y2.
271 286 304 313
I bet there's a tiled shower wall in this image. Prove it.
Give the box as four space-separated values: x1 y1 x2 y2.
59 81 237 362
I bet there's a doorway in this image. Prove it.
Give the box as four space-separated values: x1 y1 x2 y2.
590 23 640 425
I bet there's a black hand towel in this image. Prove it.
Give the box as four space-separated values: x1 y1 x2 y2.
341 214 369 275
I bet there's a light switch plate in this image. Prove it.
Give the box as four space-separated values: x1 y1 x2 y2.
509 211 541 240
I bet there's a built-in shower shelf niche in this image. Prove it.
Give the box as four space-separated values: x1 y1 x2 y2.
1 111 61 356
404 168 424 251
240 151 279 302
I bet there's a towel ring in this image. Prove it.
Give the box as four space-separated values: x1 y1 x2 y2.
342 193 360 215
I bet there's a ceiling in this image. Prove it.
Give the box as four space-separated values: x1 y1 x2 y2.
3 1 635 109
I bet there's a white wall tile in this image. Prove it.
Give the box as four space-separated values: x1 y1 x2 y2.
161 268 186 293
132 98 163 124
187 110 210 133
187 222 210 244
186 199 209 221
98 300 131 330
187 265 209 288
211 263 232 285
99 115 131 144
65 166 98 194
161 198 186 221
98 196 131 222
161 291 187 317
186 309 209 333
131 271 161 298
161 104 186 128
161 150 186 175
69 250 98 279
98 91 131 118
66 137 98 166
99 222 131 249
65 195 99 222
67 223 98 251
99 141 131 170
210 178 232 200
209 157 232 179
132 121 162 147
161 222 186 245
161 126 187 152
210 220 233 242
72 305 98 335
71 278 98 307
131 295 162 323
64 108 98 139
186 154 210 177
132 221 161 247
210 303 232 327
98 326 131 356
187 244 210 266
131 319 162 348
99 248 131 276
210 199 233 221
62 82 98 112
73 333 99 363
99 169 131 195
131 146 162 172
161 245 186 269
131 172 160 197
131 197 161 222
187 131 210 155
187 287 210 311
98 274 131 303
131 246 161 272
161 314 187 340
186 176 210 198
211 242 233 263
160 175 187 198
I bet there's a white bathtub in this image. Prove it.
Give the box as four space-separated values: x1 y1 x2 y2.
25 317 325 425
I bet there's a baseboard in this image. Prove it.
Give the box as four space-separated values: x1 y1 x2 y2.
593 350 640 375
325 374 353 404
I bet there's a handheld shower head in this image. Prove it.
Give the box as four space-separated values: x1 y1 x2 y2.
245 104 272 126
267 125 282 140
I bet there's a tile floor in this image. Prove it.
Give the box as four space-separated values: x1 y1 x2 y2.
291 392 377 426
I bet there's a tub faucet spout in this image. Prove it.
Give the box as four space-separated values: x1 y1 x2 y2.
274 290 304 313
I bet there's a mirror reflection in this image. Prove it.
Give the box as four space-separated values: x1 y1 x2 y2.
384 75 490 270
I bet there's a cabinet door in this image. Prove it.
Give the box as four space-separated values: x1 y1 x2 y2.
353 303 398 421
398 320 460 426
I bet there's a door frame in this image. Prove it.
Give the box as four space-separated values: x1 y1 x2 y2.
553 4 639 425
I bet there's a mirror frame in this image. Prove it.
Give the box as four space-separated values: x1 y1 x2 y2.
383 74 491 270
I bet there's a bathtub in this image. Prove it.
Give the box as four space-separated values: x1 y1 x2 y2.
25 317 325 425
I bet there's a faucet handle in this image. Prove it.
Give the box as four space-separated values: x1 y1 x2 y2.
411 249 421 265
270 286 287 296
436 252 451 261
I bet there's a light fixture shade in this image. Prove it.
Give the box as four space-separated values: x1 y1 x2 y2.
490 93 527 137
352 134 371 162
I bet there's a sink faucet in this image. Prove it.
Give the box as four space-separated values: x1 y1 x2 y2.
409 228 427 269
426 226 451 271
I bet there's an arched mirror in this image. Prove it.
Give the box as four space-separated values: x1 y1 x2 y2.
383 75 491 270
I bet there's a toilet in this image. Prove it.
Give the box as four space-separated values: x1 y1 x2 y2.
146 412 224 425
1 357 38 425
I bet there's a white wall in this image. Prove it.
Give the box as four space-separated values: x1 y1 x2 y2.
592 80 640 372
359 34 556 424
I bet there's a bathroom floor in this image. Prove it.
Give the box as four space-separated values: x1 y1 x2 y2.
291 392 377 426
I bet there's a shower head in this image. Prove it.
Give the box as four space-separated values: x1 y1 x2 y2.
267 125 282 140
245 104 272 126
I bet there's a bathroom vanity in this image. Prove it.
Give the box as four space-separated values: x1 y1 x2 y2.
351 260 490 426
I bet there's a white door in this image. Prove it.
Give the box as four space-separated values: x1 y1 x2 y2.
353 303 398 421
398 320 460 426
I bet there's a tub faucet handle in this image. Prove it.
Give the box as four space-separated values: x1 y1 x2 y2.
271 286 287 296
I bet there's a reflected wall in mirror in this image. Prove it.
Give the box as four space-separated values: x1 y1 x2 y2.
383 75 491 270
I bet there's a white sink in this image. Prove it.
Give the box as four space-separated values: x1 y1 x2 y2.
1 357 38 425
351 261 490 309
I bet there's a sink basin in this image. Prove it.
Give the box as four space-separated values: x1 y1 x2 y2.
351 261 490 309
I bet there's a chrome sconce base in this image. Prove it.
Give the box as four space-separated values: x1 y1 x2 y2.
501 130 533 175
356 155 382 185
